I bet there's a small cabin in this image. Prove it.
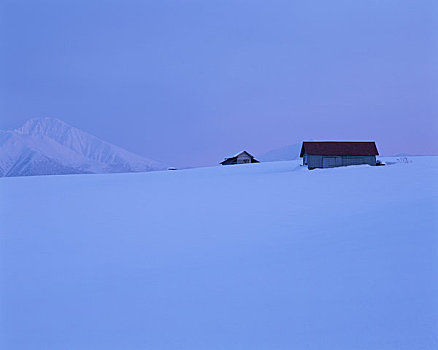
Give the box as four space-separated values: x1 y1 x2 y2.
220 151 260 165
300 141 379 169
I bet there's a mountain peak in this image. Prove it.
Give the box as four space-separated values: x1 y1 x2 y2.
1 118 167 176
16 117 74 136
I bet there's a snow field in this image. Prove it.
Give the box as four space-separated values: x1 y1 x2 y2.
0 157 437 349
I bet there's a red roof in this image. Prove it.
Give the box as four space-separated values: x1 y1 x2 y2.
300 142 379 157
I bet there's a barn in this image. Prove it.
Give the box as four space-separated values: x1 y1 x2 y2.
220 151 260 165
300 141 379 169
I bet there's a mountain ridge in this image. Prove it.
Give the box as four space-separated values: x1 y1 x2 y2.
258 143 301 162
0 118 167 177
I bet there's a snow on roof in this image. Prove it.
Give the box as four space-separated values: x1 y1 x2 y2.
224 150 255 160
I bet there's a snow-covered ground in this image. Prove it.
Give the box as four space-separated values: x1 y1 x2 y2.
1 157 437 350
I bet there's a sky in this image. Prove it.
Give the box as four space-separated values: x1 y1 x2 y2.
0 0 437 167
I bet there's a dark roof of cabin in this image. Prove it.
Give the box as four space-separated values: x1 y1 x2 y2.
300 142 379 157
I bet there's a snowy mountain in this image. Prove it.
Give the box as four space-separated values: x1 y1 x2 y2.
1 157 437 349
0 118 167 176
258 143 301 162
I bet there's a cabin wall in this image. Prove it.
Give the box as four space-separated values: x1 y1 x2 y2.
307 155 376 169
236 153 252 164
341 155 376 167
307 155 323 168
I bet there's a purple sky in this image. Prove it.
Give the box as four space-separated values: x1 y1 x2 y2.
1 0 437 167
